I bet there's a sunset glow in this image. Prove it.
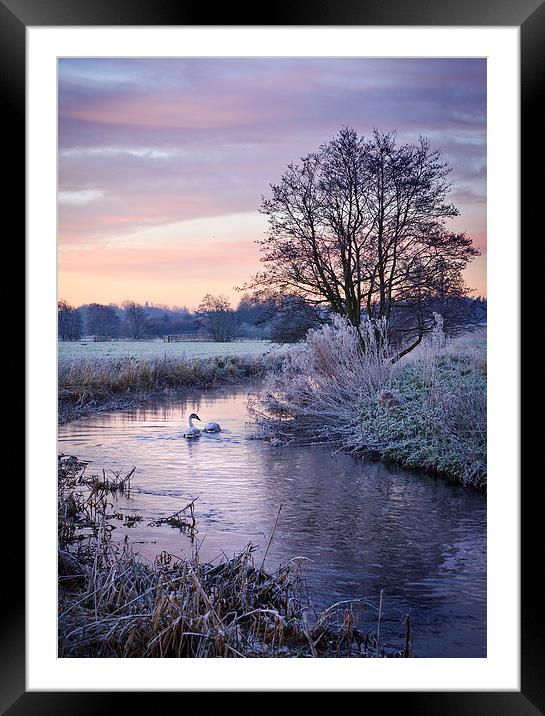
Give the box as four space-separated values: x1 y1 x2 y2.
58 58 486 308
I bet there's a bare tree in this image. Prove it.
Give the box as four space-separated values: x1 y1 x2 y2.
84 303 121 338
247 127 479 358
123 301 147 339
58 299 82 341
196 294 237 342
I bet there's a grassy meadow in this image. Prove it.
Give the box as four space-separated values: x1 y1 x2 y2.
59 338 279 362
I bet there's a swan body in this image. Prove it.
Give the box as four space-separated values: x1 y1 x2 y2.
203 421 221 433
183 413 201 439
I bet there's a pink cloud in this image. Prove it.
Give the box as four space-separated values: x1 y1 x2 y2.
58 58 486 301
59 238 260 307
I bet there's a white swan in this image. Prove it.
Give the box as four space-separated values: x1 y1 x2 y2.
203 420 221 433
183 413 202 439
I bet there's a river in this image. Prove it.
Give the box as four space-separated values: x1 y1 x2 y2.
58 383 486 657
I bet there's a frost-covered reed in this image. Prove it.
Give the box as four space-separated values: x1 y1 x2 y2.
251 317 486 488
250 316 393 445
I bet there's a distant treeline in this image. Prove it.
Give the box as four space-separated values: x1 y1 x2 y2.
58 294 487 344
57 295 316 343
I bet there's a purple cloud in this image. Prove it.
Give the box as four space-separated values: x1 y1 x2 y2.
58 58 486 304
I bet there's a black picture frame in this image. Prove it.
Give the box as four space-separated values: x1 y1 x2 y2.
7 0 537 710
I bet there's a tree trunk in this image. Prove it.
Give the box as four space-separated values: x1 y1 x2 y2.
390 320 424 363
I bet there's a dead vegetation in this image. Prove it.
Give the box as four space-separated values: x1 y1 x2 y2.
58 354 270 424
58 454 412 658
148 499 197 534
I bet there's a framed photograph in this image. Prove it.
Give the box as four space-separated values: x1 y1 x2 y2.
8 0 536 709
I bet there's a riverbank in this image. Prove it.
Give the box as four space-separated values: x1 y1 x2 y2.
58 455 410 658
58 353 270 424
251 320 487 490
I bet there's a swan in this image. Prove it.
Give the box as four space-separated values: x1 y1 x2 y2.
183 413 202 439
203 420 221 433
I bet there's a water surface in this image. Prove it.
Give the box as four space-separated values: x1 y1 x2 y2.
58 384 486 657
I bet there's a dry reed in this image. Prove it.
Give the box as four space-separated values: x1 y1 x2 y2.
58 354 271 424
58 454 411 658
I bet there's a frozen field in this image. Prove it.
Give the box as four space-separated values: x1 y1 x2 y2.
59 339 280 362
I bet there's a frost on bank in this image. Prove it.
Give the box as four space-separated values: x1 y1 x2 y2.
251 316 486 489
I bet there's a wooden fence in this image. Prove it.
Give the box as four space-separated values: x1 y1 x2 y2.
163 334 213 343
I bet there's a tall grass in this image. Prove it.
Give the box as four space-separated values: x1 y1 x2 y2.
58 354 269 423
58 455 410 658
250 317 486 488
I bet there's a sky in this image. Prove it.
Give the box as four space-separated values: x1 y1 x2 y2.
58 58 486 309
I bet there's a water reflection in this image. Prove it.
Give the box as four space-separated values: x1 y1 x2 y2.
59 383 486 657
